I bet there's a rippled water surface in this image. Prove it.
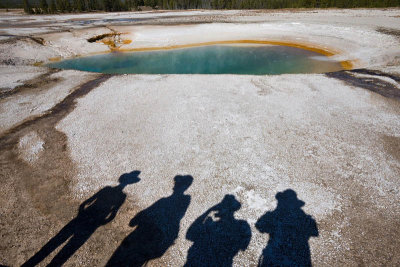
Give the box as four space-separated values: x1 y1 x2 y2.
48 45 343 75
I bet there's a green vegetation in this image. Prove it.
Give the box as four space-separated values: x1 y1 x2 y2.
1 0 399 13
23 0 33 13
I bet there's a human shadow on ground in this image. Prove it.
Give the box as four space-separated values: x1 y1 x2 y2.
184 194 251 267
106 175 193 267
22 171 141 267
255 189 319 267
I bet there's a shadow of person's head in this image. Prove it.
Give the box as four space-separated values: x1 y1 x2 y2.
276 189 305 210
214 194 241 219
173 175 193 194
119 170 141 187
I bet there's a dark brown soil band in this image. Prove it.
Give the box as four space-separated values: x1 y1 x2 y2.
0 74 112 263
326 69 400 101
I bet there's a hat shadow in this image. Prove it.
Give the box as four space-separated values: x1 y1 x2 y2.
256 189 319 267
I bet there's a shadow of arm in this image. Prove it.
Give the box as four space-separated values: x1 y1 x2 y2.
79 191 99 213
186 207 214 241
309 216 319 237
240 222 252 251
255 211 273 234
103 195 126 224
129 211 143 227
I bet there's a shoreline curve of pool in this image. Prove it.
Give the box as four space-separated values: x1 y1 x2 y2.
47 43 347 75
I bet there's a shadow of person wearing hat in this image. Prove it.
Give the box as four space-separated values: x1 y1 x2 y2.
256 189 319 267
106 175 193 267
23 170 141 267
184 194 251 267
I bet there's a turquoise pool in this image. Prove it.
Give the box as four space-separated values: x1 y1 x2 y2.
48 45 343 75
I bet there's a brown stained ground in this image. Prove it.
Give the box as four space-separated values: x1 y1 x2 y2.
326 69 400 101
315 101 400 265
0 34 45 45
286 128 400 265
0 74 143 266
316 181 400 266
0 68 60 99
383 135 400 163
377 26 400 40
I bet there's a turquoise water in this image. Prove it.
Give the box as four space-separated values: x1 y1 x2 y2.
48 45 343 75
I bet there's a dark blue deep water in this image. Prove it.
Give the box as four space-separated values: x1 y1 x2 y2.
48 45 343 75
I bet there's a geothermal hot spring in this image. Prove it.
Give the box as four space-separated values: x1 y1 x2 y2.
48 44 344 75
